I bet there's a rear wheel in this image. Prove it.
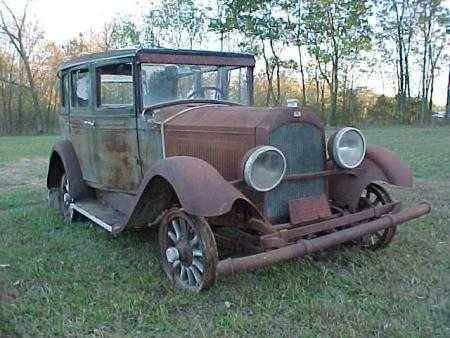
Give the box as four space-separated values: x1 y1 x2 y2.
356 183 397 249
58 173 73 221
159 208 218 292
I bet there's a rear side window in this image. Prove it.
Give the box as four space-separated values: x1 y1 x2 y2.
61 73 69 108
71 69 90 108
97 63 133 108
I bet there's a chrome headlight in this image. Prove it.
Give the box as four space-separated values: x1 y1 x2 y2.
244 146 287 192
329 127 366 169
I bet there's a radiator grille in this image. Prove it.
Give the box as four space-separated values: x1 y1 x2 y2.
265 123 326 222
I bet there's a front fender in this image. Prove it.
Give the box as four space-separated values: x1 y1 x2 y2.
329 145 413 211
118 156 262 232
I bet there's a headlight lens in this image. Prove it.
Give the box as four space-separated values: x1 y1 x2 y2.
244 146 287 192
329 127 366 169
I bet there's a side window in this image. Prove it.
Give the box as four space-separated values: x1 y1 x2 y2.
71 69 90 108
97 63 133 108
61 73 69 109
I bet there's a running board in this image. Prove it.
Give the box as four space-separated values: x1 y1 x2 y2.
70 200 124 233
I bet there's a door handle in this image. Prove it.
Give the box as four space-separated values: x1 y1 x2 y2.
83 120 95 127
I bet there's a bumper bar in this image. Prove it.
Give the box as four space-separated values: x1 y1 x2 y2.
216 202 431 276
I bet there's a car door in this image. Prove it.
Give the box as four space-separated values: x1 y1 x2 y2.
69 65 97 182
90 60 142 193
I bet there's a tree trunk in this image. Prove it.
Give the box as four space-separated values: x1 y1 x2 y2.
420 4 432 122
261 38 273 106
394 1 405 123
330 60 338 126
269 38 281 105
297 44 306 105
24 62 41 131
314 68 320 104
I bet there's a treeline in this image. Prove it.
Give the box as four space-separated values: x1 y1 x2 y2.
0 0 448 135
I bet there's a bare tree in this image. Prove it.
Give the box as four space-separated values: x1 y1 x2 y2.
0 0 43 131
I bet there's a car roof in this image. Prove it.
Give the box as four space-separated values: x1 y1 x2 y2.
58 48 255 72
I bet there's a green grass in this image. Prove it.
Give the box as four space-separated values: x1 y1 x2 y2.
0 126 449 337
362 126 450 180
0 135 58 165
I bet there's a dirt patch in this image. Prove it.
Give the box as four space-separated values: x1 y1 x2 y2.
0 157 48 194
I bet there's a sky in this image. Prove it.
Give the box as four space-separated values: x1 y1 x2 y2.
6 0 450 107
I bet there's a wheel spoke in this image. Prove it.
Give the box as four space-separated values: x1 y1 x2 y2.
180 265 187 281
192 249 203 257
167 231 177 243
374 231 383 239
172 220 181 240
186 267 195 286
190 266 202 285
192 258 204 273
190 235 200 247
179 218 188 236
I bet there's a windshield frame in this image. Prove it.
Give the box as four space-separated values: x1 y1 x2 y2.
137 61 254 111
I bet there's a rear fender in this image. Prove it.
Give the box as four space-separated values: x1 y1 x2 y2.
117 156 263 233
329 145 413 211
47 140 92 200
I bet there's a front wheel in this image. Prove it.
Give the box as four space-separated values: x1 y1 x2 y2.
356 183 397 249
158 208 218 292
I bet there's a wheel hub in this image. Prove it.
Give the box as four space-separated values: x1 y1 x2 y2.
166 247 180 263
176 240 193 265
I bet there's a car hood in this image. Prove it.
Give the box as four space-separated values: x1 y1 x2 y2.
152 103 323 134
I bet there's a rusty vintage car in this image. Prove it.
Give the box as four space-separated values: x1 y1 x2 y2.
47 48 431 291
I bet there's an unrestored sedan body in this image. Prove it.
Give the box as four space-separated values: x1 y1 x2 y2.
47 48 430 291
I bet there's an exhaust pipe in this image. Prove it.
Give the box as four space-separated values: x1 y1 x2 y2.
216 202 431 276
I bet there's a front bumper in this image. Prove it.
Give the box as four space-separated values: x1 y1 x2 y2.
216 201 431 276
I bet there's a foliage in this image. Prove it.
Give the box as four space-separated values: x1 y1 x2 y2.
302 0 372 125
0 0 448 135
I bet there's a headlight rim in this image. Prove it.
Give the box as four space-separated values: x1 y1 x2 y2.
331 127 366 169
243 145 287 192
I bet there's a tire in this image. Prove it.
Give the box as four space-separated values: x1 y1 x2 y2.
356 183 397 249
159 208 218 292
57 173 73 221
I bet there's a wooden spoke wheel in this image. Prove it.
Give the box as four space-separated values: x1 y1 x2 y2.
356 183 397 249
159 208 218 292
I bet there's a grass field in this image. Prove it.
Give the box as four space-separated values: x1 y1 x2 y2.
0 127 449 337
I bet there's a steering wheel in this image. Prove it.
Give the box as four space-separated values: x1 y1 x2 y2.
188 86 224 100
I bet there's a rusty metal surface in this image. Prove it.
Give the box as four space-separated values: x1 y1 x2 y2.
90 115 142 192
365 145 413 187
69 116 97 182
161 104 328 221
264 121 327 223
58 48 255 71
47 140 93 200
138 51 255 67
328 145 414 211
165 105 284 133
217 202 431 276
162 105 321 182
70 107 141 193
255 106 324 146
117 156 264 233
261 202 399 248
288 194 331 225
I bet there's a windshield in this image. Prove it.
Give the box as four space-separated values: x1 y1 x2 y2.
141 63 251 107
